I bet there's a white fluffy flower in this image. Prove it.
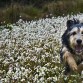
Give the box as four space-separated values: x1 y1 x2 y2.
0 13 83 82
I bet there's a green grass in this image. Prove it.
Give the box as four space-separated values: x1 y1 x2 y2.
0 0 83 24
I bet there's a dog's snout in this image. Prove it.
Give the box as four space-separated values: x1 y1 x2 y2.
76 39 82 44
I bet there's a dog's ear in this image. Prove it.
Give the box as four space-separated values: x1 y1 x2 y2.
67 19 79 28
67 20 74 28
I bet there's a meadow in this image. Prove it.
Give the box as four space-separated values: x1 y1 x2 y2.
0 14 83 83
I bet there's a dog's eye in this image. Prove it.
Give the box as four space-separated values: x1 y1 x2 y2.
72 32 76 35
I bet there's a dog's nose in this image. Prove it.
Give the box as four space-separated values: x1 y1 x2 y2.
77 39 82 44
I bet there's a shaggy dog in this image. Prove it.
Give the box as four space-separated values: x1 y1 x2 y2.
60 19 83 75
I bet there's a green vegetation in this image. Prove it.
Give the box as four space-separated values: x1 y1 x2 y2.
0 12 83 83
0 0 83 24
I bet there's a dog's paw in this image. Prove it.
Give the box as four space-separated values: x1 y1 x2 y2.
72 65 78 71
69 62 78 71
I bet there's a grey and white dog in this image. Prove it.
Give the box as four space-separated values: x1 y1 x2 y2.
60 18 83 75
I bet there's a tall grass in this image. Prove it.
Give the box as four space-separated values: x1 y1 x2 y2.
43 0 83 16
0 4 42 24
0 0 83 24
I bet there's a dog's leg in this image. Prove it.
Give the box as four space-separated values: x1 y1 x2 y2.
63 51 78 71
77 62 83 73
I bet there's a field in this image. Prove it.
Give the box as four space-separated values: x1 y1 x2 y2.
0 14 83 83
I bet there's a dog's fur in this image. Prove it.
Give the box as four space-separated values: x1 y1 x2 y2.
60 19 83 75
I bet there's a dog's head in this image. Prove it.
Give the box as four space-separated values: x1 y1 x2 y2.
62 18 83 55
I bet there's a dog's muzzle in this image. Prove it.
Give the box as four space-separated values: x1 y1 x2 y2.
75 39 83 54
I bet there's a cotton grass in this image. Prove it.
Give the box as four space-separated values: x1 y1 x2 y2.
0 13 83 83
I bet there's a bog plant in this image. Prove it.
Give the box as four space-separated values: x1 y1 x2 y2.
0 14 83 83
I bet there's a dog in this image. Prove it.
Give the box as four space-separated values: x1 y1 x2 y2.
60 18 83 75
